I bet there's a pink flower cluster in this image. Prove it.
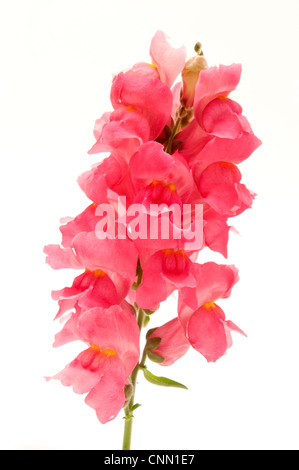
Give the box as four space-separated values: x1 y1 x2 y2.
45 31 261 424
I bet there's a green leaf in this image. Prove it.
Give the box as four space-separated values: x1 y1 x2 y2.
146 327 158 339
131 403 142 412
147 351 164 364
143 367 188 390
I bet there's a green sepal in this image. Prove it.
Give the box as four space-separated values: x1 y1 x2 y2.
143 308 157 316
143 367 188 390
145 337 162 350
147 351 165 363
146 327 158 339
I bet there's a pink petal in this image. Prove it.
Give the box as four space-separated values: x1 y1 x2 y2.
130 142 195 201
85 355 126 424
136 250 196 310
203 209 230 257
198 131 262 164
136 253 168 310
178 262 239 328
202 98 244 139
53 311 80 348
178 119 211 160
88 108 150 162
44 244 83 270
110 71 173 140
72 232 138 282
226 320 247 338
130 62 160 80
187 304 228 362
150 30 186 88
78 274 119 311
194 64 242 124
93 112 111 140
196 162 254 216
52 347 109 394
77 306 140 377
77 156 123 206
130 142 175 192
60 204 98 248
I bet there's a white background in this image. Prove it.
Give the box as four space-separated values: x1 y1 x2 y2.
0 0 299 450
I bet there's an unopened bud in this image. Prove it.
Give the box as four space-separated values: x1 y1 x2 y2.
194 42 203 55
181 55 208 108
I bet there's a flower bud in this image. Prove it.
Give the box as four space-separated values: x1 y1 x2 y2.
181 55 208 108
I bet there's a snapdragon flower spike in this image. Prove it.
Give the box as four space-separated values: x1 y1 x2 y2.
179 64 262 164
178 262 246 362
45 31 260 444
136 249 196 311
49 306 140 424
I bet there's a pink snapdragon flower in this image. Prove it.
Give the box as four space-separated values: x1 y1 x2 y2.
51 269 122 321
193 161 255 217
78 155 135 207
178 262 246 362
44 231 137 277
179 64 262 164
50 306 140 423
88 108 151 162
110 71 173 141
44 232 138 320
136 249 196 310
88 29 187 163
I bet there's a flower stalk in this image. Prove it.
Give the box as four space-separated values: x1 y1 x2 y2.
122 307 146 450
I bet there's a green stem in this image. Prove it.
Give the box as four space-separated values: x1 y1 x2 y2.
122 307 146 450
166 117 182 154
